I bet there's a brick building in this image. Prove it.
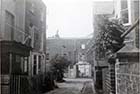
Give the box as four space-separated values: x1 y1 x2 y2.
114 0 140 94
86 0 139 94
0 0 31 94
25 0 47 77
0 0 47 93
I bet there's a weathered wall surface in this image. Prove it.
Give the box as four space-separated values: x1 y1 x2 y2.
116 53 140 94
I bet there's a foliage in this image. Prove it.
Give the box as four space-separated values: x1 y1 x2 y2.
94 16 125 59
49 54 71 81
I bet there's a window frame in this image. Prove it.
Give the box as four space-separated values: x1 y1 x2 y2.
118 0 132 26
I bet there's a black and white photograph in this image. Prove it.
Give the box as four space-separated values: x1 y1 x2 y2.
0 0 139 94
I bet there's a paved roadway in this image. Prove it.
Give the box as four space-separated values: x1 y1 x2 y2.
44 78 95 94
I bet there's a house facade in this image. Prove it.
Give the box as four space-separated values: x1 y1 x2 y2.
25 0 47 77
86 0 139 94
0 0 47 94
114 0 139 94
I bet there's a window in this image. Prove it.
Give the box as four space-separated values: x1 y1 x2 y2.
34 28 41 50
41 11 44 22
81 44 85 49
30 3 35 13
119 0 131 25
33 55 37 75
5 11 15 40
46 53 49 60
29 23 34 47
63 53 67 56
38 56 41 70
12 55 22 74
21 57 28 73
24 57 28 73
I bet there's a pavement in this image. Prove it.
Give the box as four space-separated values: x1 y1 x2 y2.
44 78 96 94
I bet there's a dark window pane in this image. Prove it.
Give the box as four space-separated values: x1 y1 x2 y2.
33 55 37 75
34 55 37 65
33 65 37 75
46 53 49 60
38 56 41 69
1 54 10 74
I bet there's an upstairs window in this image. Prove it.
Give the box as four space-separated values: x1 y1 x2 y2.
46 53 49 60
38 56 41 70
30 3 35 13
120 0 131 25
33 55 37 75
41 11 44 22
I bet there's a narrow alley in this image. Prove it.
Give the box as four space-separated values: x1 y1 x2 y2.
45 78 95 94
0 0 139 94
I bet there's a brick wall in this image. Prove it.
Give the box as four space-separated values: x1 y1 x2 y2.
116 52 140 94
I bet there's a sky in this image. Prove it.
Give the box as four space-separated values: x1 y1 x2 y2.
42 0 113 38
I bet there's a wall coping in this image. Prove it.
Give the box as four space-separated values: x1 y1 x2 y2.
117 45 139 58
117 47 139 63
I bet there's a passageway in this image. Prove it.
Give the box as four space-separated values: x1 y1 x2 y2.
44 78 95 94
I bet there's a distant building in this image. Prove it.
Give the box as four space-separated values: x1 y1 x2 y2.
75 61 92 78
46 37 91 78
46 36 89 63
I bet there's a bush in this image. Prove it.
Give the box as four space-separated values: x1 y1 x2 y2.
50 54 70 82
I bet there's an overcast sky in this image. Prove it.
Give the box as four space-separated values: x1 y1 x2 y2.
42 0 112 38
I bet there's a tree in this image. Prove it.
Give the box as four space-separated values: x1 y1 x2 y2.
49 54 70 82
